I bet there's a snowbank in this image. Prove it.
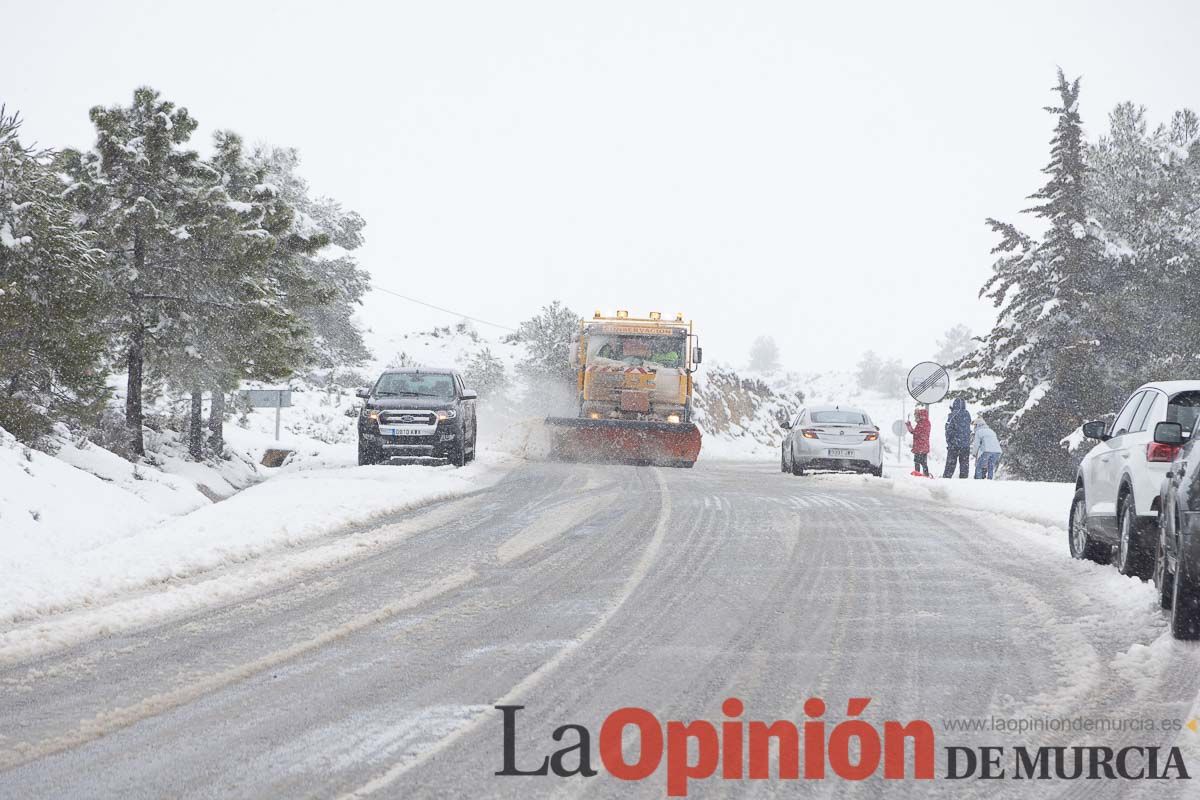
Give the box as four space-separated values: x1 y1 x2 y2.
0 428 170 566
885 471 1074 529
698 433 774 462
804 469 1075 533
54 435 218 515
0 450 509 625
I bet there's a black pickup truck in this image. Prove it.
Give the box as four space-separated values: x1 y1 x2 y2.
356 368 478 466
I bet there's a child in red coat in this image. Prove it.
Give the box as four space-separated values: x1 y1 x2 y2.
906 407 932 477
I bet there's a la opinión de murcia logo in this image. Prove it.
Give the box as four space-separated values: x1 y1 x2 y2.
498 697 930 796
496 699 1191 796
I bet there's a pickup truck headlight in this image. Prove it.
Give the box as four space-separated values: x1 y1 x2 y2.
364 409 381 422
436 409 458 421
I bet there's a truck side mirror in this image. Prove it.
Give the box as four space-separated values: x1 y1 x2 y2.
1081 420 1108 441
694 347 703 364
462 389 478 401
1155 421 1185 446
355 388 371 399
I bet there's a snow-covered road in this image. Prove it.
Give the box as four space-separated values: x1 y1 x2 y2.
2 460 1199 798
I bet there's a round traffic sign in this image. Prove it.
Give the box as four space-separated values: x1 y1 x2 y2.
891 419 906 437
907 361 950 404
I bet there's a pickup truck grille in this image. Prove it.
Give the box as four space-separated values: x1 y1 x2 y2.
380 410 438 426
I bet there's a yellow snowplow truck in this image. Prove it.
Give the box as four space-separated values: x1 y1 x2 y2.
546 310 703 467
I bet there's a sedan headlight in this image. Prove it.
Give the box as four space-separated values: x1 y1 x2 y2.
436 408 458 421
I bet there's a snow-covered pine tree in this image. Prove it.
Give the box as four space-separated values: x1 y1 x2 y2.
1088 104 1200 382
197 133 325 457
464 347 509 398
748 336 781 373
149 130 307 459
511 301 582 386
59 88 208 456
855 351 883 392
934 324 974 365
250 145 370 384
879 357 906 397
960 70 1114 480
0 107 109 444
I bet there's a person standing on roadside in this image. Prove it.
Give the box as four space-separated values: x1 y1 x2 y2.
942 397 972 478
906 406 932 477
973 416 1003 479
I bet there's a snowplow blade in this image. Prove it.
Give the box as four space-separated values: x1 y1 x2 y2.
545 417 702 467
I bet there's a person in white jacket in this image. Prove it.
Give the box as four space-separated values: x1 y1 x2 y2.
972 417 1003 479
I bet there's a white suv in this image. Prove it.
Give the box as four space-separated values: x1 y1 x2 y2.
1069 381 1200 577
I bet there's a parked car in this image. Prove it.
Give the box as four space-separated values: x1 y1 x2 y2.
1069 381 1200 577
780 405 883 477
1153 420 1200 638
356 368 478 467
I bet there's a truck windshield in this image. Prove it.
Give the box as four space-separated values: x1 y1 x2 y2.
594 336 685 368
374 373 456 398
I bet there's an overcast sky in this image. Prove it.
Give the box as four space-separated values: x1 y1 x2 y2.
8 0 1200 372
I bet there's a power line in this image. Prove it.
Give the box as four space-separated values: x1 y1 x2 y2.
370 285 518 332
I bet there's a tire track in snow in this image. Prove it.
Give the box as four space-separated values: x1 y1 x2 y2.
0 568 479 771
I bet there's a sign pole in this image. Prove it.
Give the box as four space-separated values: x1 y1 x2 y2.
275 390 282 442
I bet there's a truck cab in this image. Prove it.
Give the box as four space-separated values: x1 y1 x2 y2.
572 310 702 424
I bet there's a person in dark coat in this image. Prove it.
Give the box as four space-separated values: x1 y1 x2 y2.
906 406 931 476
942 397 972 478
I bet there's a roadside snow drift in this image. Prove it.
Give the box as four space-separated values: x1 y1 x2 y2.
885 472 1074 529
0 446 508 625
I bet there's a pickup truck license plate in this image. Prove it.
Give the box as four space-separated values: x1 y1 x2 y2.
829 448 856 458
382 426 427 437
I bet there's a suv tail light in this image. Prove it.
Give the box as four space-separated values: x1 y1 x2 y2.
801 428 819 439
1147 442 1182 463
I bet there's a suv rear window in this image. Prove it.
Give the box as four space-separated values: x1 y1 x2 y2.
1168 391 1200 435
810 410 868 425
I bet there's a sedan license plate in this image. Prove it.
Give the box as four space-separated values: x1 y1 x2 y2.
828 448 856 458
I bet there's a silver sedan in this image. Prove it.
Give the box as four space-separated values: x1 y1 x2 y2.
781 405 884 477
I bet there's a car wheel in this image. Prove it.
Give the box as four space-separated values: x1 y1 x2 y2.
357 439 378 466
1116 495 1153 579
449 437 467 468
1171 548 1200 639
1068 487 1110 564
791 456 805 477
467 430 478 463
871 463 884 478
1154 518 1174 610
781 446 789 473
